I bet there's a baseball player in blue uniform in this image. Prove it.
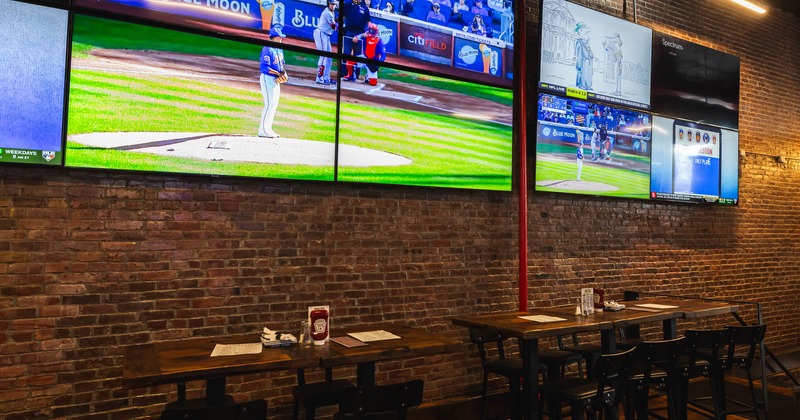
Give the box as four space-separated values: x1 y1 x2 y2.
345 23 386 84
314 0 337 84
576 130 584 181
342 0 371 79
259 27 287 138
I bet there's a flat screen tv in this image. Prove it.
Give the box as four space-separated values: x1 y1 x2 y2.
336 61 513 191
651 32 739 130
539 0 652 110
0 0 69 166
534 92 652 199
65 14 337 181
75 0 516 87
650 116 738 204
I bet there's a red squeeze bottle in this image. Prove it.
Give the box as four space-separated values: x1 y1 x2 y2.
310 308 329 345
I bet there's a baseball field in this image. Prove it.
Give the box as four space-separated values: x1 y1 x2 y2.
535 142 651 199
66 15 513 191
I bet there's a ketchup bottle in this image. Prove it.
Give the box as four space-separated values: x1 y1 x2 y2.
309 307 329 345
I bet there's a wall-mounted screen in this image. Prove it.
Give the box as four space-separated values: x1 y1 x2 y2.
75 0 516 86
65 14 337 181
337 62 513 191
0 0 69 166
650 116 738 204
539 0 651 110
651 32 739 130
534 93 652 199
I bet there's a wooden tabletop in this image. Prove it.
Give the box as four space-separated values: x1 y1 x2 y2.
123 334 320 389
451 309 612 340
320 324 461 368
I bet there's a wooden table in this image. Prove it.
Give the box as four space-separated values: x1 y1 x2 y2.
452 310 612 420
123 334 321 405
123 324 461 406
451 297 739 420
322 324 462 387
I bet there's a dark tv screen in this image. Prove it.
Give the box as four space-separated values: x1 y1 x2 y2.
337 62 513 191
65 14 337 181
651 32 739 130
534 93 652 199
539 0 652 110
650 116 738 204
0 0 69 166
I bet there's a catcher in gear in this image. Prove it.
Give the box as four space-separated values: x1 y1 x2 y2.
259 27 287 138
343 23 386 86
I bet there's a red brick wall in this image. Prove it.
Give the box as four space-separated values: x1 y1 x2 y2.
2 1 800 419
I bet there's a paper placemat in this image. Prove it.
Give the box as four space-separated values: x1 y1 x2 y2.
518 315 567 323
635 303 679 309
210 343 263 357
331 336 368 348
347 330 401 342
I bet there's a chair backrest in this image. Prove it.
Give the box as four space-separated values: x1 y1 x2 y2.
469 327 510 366
161 399 266 420
630 337 685 383
724 324 767 370
592 347 635 408
684 328 730 374
335 379 424 420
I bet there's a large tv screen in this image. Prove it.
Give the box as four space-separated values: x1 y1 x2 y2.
534 93 652 199
74 0 516 86
539 0 652 110
65 14 338 181
337 61 513 191
650 116 738 204
651 32 740 130
0 0 69 166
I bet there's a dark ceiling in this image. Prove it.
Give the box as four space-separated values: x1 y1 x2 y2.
763 0 800 17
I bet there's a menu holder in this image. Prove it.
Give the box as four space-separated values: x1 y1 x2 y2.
346 330 401 342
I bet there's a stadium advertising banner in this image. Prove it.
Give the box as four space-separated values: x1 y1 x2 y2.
539 0 652 110
369 11 398 55
399 21 452 64
453 33 505 77
0 0 68 166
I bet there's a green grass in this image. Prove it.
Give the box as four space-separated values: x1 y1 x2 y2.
535 142 650 199
71 15 511 105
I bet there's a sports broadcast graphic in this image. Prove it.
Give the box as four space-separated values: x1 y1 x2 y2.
535 93 651 199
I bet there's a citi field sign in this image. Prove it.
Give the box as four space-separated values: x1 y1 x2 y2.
399 22 451 58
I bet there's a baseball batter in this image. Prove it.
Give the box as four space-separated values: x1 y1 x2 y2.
314 0 337 84
344 23 386 85
259 27 288 138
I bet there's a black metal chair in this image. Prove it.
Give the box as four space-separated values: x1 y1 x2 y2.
559 333 602 379
683 325 767 420
541 347 634 420
624 337 686 420
161 399 267 420
334 379 423 420
468 327 529 420
682 328 731 420
292 367 354 420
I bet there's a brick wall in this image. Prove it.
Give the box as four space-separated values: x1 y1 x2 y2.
2 0 800 419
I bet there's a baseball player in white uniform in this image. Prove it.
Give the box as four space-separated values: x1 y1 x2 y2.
314 0 337 84
259 27 287 138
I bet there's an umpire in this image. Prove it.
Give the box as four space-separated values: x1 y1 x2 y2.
342 0 371 63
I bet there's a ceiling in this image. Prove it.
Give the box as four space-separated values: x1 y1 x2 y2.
763 0 800 17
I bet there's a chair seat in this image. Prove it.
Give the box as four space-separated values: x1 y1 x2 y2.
539 348 584 364
541 377 608 400
293 379 354 407
563 343 602 359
